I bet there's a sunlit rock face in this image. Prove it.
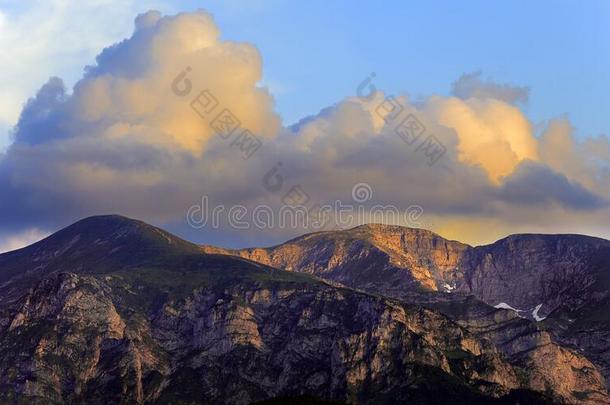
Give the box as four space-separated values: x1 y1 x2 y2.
204 224 470 296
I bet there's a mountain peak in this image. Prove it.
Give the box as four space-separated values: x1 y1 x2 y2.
25 214 194 254
209 222 470 294
60 213 190 239
276 223 454 248
351 223 420 232
349 223 448 239
61 214 147 232
0 214 201 284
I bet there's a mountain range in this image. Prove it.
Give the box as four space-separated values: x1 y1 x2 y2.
1 216 609 404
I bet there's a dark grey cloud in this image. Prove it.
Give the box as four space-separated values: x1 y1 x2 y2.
499 161 608 210
13 77 67 145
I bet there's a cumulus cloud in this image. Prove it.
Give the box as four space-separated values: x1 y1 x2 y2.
0 9 609 248
539 118 610 193
452 71 530 104
0 0 169 149
426 95 538 182
1 10 280 232
267 93 609 241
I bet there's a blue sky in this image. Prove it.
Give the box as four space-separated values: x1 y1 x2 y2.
189 0 610 140
0 0 608 148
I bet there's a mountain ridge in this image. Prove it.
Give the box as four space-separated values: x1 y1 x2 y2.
1 215 609 404
203 220 610 398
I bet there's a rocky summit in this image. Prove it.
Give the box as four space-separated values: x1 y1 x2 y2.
1 217 609 404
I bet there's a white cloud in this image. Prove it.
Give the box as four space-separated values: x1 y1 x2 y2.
0 9 280 230
0 0 169 145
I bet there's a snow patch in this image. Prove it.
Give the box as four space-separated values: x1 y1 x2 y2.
494 302 521 312
493 302 526 318
494 302 547 322
532 304 546 321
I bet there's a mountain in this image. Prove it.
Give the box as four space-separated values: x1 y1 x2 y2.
202 224 469 296
0 217 608 404
462 233 610 395
206 223 610 402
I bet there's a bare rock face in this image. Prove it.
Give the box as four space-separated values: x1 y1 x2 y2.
204 224 470 296
150 284 527 404
457 234 610 315
0 273 163 404
0 267 567 404
1 216 610 404
219 224 610 403
421 294 610 404
458 234 610 397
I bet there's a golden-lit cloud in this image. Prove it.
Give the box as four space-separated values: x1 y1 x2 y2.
0 9 608 249
426 96 538 183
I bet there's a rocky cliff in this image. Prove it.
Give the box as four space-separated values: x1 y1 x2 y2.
211 223 610 402
1 217 609 404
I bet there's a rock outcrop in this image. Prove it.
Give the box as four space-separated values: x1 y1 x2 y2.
213 223 610 402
